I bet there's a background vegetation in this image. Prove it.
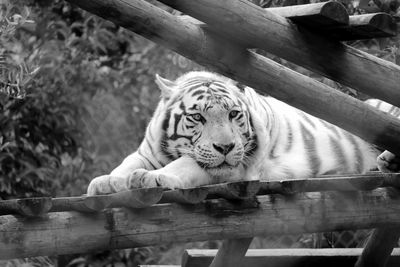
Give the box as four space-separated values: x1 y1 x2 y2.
0 0 399 266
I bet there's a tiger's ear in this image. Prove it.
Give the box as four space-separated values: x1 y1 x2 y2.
155 74 176 100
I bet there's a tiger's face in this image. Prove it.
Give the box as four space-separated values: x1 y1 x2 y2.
157 72 258 178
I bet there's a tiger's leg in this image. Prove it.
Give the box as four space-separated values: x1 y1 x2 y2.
128 155 212 189
377 150 400 172
87 152 150 195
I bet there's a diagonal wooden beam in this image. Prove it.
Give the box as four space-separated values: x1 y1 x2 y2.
159 0 400 107
67 0 400 155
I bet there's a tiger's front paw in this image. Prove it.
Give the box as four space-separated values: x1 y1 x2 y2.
87 175 114 196
377 150 400 173
128 169 185 189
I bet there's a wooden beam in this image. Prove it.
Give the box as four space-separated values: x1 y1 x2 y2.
268 1 349 27
1 174 400 216
182 248 400 267
1 189 400 259
158 0 400 107
269 3 396 40
66 0 400 155
329 13 397 40
258 173 400 195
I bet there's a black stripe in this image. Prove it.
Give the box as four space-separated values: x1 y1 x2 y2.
137 149 157 169
285 118 293 152
300 122 321 176
344 132 364 173
299 111 316 129
321 120 342 140
329 135 348 172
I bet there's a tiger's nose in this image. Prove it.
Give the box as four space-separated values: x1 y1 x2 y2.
213 143 235 155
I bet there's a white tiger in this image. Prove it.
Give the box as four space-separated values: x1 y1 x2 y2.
87 71 397 195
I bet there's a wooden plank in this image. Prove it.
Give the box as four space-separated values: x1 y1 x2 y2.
2 189 400 259
268 1 349 27
182 248 400 267
208 238 253 267
157 0 400 108
65 0 400 156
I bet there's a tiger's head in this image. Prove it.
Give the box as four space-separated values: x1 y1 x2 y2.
155 71 264 180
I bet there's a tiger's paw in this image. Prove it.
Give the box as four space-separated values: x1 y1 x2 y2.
377 150 400 173
128 169 185 189
87 175 115 196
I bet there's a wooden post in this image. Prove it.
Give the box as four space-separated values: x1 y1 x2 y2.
66 0 400 156
355 227 400 267
158 0 400 107
208 238 253 267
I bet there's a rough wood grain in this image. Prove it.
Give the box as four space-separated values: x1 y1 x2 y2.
158 0 400 107
66 0 400 156
2 189 400 259
182 248 400 267
268 1 349 27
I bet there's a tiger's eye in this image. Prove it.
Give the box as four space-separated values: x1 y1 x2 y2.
229 110 239 119
192 113 203 121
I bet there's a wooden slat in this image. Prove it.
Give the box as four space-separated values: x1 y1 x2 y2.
2 190 400 259
182 248 400 267
268 1 349 27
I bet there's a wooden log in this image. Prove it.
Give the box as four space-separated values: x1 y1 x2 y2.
328 13 397 40
268 1 349 27
208 238 253 267
269 3 396 40
158 0 400 107
205 180 260 200
355 227 400 267
182 248 400 267
0 197 52 217
66 0 400 156
2 189 400 259
82 187 164 210
258 173 400 195
160 187 208 204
